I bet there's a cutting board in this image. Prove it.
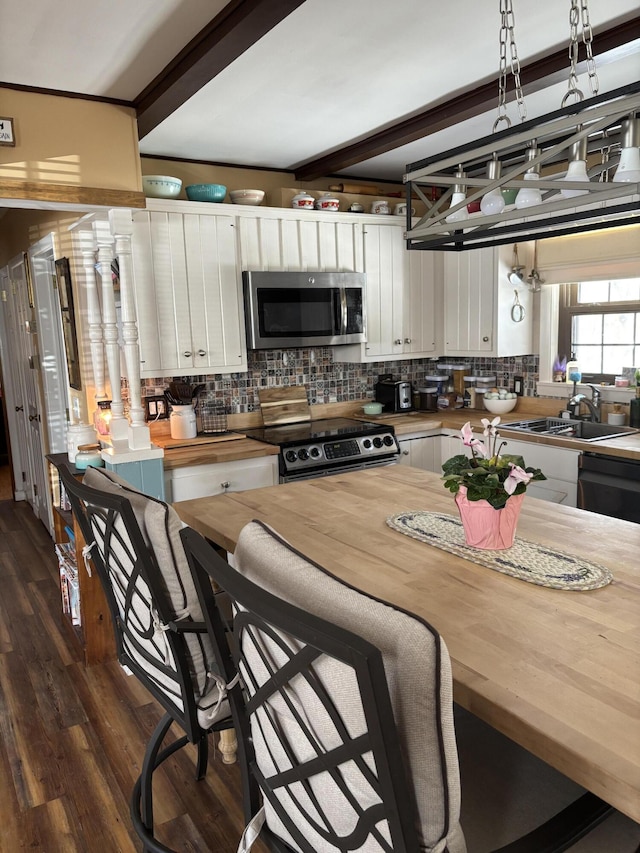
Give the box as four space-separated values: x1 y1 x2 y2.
259 387 310 426
153 431 246 450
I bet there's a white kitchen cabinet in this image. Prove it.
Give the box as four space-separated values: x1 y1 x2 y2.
165 455 278 503
443 242 534 356
237 209 364 272
335 220 441 362
130 206 247 378
498 436 579 506
440 429 579 506
398 433 441 472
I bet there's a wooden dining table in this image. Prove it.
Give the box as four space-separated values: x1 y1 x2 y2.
173 465 640 824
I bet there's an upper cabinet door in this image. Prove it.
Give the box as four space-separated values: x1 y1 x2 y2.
237 211 363 272
131 209 247 377
443 249 495 354
334 221 440 363
443 243 533 357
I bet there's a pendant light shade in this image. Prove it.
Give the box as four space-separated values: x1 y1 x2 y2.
445 169 468 223
613 117 640 183
560 135 590 197
515 146 543 209
480 155 506 215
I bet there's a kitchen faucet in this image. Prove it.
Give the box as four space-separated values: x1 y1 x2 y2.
567 384 602 422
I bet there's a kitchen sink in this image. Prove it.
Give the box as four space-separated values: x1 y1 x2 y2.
500 417 639 442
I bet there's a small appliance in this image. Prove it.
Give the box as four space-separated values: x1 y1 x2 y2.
243 270 366 349
374 376 413 413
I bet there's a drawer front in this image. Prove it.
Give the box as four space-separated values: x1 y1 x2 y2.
167 457 278 502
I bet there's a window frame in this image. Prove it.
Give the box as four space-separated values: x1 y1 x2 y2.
557 282 639 384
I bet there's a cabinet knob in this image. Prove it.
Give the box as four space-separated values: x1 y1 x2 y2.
482 336 489 342
15 405 24 412
183 351 192 357
394 339 402 346
197 349 206 357
404 337 411 344
220 481 230 490
402 450 410 455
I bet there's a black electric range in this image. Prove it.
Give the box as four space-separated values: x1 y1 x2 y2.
242 417 400 481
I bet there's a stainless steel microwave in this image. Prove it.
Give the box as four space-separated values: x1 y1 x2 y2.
243 271 367 349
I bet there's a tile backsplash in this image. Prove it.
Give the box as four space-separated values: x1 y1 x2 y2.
134 349 539 413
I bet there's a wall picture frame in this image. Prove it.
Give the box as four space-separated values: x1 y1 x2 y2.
55 257 82 390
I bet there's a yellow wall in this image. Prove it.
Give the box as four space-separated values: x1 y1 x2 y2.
0 88 141 190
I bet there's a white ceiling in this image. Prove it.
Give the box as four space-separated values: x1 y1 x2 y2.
2 0 639 182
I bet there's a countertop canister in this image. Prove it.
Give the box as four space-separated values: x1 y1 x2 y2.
67 423 98 463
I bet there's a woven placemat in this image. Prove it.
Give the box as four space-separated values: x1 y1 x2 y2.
386 511 613 591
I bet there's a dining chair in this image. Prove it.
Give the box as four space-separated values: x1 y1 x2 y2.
181 519 615 853
58 464 235 853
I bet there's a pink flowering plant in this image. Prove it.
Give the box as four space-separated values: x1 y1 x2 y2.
442 416 546 509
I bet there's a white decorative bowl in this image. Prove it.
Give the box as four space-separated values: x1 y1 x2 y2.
483 396 518 415
142 175 182 198
230 189 265 205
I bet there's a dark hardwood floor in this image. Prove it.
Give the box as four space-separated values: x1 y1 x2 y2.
0 496 260 852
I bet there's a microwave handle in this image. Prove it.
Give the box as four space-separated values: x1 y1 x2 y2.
338 288 348 335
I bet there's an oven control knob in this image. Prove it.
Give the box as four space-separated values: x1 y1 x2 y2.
373 437 383 448
383 435 395 446
285 450 298 463
362 438 372 449
298 448 310 461
310 447 321 458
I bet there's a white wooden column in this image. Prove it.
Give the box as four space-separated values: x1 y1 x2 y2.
77 228 108 414
109 209 150 450
93 220 128 443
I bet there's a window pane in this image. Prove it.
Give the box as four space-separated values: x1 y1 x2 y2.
610 279 640 302
577 281 609 303
574 345 602 374
573 314 603 344
603 313 633 345
635 313 640 344
602 346 634 374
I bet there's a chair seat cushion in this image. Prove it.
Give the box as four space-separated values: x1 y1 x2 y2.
83 466 228 726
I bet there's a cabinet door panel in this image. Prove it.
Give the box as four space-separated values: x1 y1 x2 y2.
405 251 438 354
363 224 403 358
184 214 245 371
444 249 494 353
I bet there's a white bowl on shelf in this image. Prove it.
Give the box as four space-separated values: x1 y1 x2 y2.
483 396 518 415
230 189 265 205
142 175 182 198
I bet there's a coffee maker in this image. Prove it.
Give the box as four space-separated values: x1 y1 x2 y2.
374 375 413 413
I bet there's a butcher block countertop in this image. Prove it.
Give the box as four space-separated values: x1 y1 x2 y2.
150 425 279 470
151 397 640 467
364 409 640 461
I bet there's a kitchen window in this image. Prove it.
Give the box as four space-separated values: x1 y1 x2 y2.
557 278 640 383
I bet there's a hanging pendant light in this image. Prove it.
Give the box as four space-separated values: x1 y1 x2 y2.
404 0 640 251
445 168 468 223
481 155 506 215
612 116 640 183
515 145 543 208
560 134 590 197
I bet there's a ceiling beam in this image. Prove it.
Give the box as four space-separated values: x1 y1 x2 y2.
294 17 640 182
135 0 307 139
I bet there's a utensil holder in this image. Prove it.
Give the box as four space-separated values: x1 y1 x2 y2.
201 403 227 434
